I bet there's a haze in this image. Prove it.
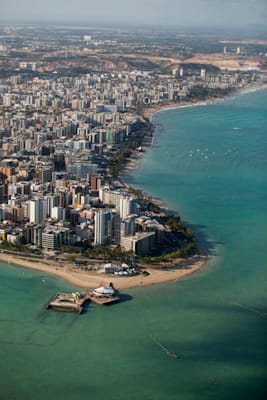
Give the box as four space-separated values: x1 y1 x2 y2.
1 0 267 28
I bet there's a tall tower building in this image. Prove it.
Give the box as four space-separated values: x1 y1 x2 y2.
3 94 12 107
58 189 70 208
44 195 59 217
94 209 107 246
88 174 102 191
29 199 47 224
94 209 118 246
51 207 66 221
0 184 7 203
120 216 136 238
200 69 206 80
119 196 138 218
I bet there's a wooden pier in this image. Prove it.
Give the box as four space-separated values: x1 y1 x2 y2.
46 288 120 314
46 292 89 313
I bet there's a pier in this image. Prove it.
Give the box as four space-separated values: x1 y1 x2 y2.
46 285 120 313
46 292 90 314
87 292 120 305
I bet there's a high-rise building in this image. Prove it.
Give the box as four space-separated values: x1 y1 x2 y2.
3 94 12 107
37 167 53 183
120 216 136 238
44 195 58 217
42 227 69 250
94 209 108 246
120 232 155 256
32 224 43 247
88 174 102 191
200 69 206 80
28 199 47 224
99 188 139 217
57 189 70 208
119 196 138 218
94 209 118 246
51 206 65 221
4 205 25 222
0 184 7 203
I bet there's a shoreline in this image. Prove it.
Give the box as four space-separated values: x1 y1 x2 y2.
120 82 267 197
0 251 207 290
142 83 267 120
120 83 267 179
1 83 266 291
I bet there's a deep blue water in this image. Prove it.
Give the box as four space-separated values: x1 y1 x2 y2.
0 89 266 400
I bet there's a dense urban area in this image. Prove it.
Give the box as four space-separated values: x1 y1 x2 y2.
0 24 266 274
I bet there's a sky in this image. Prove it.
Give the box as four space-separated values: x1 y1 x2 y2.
0 0 266 28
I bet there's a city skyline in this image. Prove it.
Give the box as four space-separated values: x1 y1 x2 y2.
1 0 267 29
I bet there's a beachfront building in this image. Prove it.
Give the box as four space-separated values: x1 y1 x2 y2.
119 196 139 218
103 262 120 274
6 228 23 244
120 231 155 256
120 215 136 238
99 187 126 208
99 187 140 218
24 224 43 248
41 226 69 250
142 219 165 244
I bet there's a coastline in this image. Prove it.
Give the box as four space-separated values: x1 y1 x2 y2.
142 100 210 120
142 83 267 121
120 82 267 188
1 83 266 291
0 251 207 290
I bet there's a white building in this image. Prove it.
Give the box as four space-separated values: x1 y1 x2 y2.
94 208 120 246
42 227 69 250
44 195 58 217
3 94 12 107
51 207 66 221
99 188 139 217
28 199 47 224
94 209 109 246
119 196 138 218
120 232 155 256
200 69 206 80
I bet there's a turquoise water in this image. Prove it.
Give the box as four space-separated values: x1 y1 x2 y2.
1 89 267 399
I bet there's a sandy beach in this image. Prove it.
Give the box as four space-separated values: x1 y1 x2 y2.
0 251 207 290
142 101 207 120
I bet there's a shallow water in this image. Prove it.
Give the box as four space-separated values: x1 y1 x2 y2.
0 89 267 399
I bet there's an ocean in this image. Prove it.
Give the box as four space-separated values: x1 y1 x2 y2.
0 89 267 399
